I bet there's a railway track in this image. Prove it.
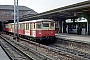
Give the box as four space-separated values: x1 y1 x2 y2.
50 39 90 59
0 33 88 60
0 34 49 60
0 36 31 60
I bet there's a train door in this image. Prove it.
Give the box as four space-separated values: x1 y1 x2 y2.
50 22 55 36
12 24 14 32
25 23 30 36
10 24 13 32
42 22 50 36
36 22 42 37
31 23 36 37
19 23 25 35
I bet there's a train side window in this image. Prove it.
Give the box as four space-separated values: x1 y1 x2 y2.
26 23 27 30
12 24 14 29
22 24 24 30
34 23 35 29
36 22 41 29
6 24 8 28
11 25 12 29
10 24 12 28
30 23 33 29
28 23 29 30
25 23 26 30
20 24 23 30
29 23 30 30
25 23 27 30
30 23 32 29
43 23 49 27
26 23 29 30
23 24 25 30
19 24 21 29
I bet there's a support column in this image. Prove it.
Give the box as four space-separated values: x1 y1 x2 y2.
87 21 88 34
59 21 62 33
14 0 17 39
88 21 90 35
14 0 19 40
73 18 75 28
83 14 90 35
62 21 64 33
86 20 90 35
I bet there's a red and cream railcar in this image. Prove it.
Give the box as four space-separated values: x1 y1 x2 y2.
5 19 55 42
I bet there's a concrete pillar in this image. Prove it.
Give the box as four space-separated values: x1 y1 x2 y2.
87 21 88 34
80 13 90 35
88 21 90 35
86 15 90 35
86 21 90 35
84 14 90 35
62 20 66 33
57 21 60 33
59 21 62 33
73 18 75 28
62 21 64 33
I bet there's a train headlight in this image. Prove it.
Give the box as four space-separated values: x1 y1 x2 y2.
39 30 42 34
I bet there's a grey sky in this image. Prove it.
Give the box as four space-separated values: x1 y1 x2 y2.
0 0 88 13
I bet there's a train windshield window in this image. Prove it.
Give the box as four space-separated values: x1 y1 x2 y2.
43 23 49 27
36 23 41 29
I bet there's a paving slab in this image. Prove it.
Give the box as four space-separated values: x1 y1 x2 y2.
0 46 10 60
55 33 90 44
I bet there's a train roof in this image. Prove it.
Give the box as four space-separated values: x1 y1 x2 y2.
7 19 55 24
23 19 54 23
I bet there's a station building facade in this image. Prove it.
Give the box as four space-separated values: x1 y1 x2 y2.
0 5 37 31
0 5 37 21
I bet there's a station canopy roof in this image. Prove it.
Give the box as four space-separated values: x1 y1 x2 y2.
20 1 90 21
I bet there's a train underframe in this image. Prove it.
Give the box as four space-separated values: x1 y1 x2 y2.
35 36 56 43
5 31 56 44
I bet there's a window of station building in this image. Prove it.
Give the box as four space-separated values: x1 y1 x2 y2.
36 22 41 29
6 11 13 15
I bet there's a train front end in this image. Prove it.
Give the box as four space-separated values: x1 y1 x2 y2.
35 19 55 43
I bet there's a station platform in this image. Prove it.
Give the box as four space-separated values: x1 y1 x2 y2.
55 33 90 44
0 46 10 60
